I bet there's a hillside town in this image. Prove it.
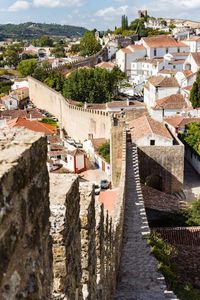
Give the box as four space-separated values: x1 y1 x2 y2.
0 7 200 300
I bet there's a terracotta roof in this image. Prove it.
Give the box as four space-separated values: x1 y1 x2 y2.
154 94 187 109
143 35 187 48
183 85 193 91
148 75 179 88
91 138 107 151
181 70 194 78
8 117 57 135
128 44 145 50
191 53 200 66
153 227 200 247
0 108 43 120
95 61 115 70
129 115 173 140
135 57 163 65
98 190 117 213
48 136 62 144
68 148 84 156
169 59 185 65
171 52 190 56
159 69 177 75
142 185 185 212
49 150 67 157
165 116 200 128
120 48 132 54
186 36 200 42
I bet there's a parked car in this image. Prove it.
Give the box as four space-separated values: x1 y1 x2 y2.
100 179 110 190
94 184 101 195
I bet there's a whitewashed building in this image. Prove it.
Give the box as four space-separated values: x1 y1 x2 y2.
183 53 200 73
129 115 173 146
183 36 200 53
137 35 189 59
116 44 146 74
144 75 180 109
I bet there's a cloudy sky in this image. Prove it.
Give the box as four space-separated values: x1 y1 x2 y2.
0 0 200 30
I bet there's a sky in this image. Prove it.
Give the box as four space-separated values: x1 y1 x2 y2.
0 0 200 30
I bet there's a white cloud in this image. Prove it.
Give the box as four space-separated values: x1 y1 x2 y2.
32 0 84 8
8 0 30 12
95 6 128 20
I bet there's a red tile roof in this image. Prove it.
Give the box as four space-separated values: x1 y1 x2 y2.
8 117 57 135
183 85 193 91
0 108 43 120
165 116 200 129
98 190 117 213
191 52 200 66
148 75 179 88
143 35 187 48
129 115 173 140
154 94 187 109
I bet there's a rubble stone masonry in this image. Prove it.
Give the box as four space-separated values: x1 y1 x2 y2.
0 128 52 300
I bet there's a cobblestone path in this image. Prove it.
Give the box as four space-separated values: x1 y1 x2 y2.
113 143 178 300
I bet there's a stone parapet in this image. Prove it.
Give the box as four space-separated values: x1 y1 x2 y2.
0 128 52 300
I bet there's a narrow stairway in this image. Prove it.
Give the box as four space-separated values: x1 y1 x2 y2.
113 142 178 300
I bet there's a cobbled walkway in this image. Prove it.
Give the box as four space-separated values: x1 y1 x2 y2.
113 143 178 300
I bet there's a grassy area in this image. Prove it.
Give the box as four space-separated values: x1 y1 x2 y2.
97 142 110 163
0 68 21 77
147 233 200 300
40 118 58 127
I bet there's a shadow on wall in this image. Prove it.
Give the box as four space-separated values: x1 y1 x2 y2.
138 148 183 194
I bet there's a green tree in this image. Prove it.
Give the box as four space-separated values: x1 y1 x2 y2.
4 44 22 68
51 45 65 58
62 67 125 103
17 58 38 76
79 31 101 57
190 71 200 108
38 35 53 47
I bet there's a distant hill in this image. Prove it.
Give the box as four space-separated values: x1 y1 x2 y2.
0 22 88 40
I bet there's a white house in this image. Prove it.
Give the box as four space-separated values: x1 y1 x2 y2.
144 19 170 32
183 53 200 73
137 35 189 59
67 149 86 174
12 80 29 91
116 44 146 74
150 94 188 122
144 75 180 109
175 70 196 88
129 115 173 146
130 58 164 83
183 36 200 52
0 94 19 110
83 138 111 177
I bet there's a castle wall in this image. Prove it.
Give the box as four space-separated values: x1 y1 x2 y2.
0 128 52 300
28 77 112 142
138 143 184 194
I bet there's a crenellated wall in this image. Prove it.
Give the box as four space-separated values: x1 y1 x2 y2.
0 128 52 300
28 77 112 143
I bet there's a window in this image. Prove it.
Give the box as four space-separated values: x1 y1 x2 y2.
150 140 155 146
154 48 157 56
9 100 12 105
177 47 180 53
173 65 176 69
156 87 158 93
166 48 168 53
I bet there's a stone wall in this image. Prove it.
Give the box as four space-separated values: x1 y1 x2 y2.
0 128 52 300
49 126 127 299
28 77 112 143
138 142 184 194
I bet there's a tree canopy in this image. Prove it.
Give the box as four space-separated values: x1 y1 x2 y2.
3 44 23 68
182 122 200 155
190 71 200 108
62 66 125 103
17 58 38 77
79 31 101 57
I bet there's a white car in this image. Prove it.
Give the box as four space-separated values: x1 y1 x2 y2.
94 184 101 195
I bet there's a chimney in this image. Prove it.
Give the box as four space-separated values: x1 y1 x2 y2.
84 102 87 109
127 98 129 106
